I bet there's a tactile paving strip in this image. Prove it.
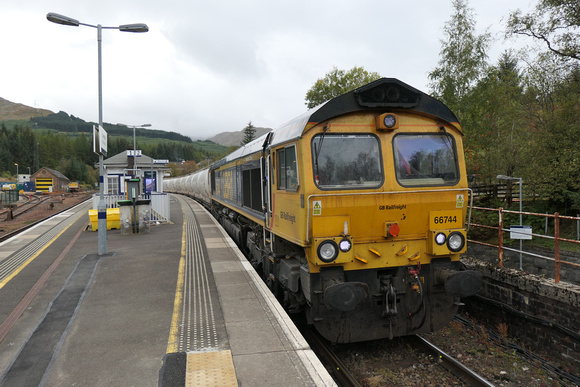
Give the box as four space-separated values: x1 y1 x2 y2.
186 350 238 386
176 196 220 351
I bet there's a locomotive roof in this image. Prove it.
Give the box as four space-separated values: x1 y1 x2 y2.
211 78 460 169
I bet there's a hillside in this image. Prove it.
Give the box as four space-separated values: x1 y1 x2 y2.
208 127 272 146
0 97 53 121
1 97 284 159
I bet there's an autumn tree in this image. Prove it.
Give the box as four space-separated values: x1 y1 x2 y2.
428 0 490 119
518 55 580 211
506 0 579 62
305 66 381 108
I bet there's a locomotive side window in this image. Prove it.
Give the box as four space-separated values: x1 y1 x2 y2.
242 164 262 211
311 134 383 189
277 145 299 191
393 133 460 186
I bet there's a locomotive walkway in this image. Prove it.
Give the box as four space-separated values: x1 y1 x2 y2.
0 195 334 386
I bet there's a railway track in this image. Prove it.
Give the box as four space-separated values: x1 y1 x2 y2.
11 195 48 218
0 194 91 243
299 320 493 386
299 325 360 387
411 335 494 386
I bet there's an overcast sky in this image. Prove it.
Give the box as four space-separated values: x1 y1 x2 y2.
2 0 535 140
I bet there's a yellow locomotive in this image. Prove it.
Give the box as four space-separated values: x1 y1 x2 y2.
166 78 481 343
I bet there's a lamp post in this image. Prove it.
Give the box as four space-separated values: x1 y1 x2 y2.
47 12 148 256
118 123 151 179
14 163 18 181
497 174 523 269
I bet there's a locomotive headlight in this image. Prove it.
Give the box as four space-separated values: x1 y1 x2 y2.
318 240 339 263
383 114 397 128
375 113 399 130
339 238 352 253
447 231 466 252
435 232 446 245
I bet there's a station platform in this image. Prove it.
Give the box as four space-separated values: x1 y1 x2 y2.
0 195 335 386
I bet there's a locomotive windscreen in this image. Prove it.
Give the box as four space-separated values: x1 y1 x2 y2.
312 134 383 189
393 133 460 186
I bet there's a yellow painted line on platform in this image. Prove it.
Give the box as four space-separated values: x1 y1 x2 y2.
166 199 186 353
0 210 85 290
186 350 238 387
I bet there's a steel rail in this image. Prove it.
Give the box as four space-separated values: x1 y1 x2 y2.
300 326 359 387
414 335 495 387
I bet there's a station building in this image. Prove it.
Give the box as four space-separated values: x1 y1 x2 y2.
31 167 71 193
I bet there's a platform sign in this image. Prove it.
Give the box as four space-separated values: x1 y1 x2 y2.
510 225 532 240
93 125 98 154
93 125 108 156
99 125 107 156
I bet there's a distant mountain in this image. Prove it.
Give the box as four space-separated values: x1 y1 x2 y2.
0 97 53 121
208 127 272 147
0 98 194 144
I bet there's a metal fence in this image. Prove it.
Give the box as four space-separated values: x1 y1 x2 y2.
0 190 19 205
91 192 170 223
467 206 580 283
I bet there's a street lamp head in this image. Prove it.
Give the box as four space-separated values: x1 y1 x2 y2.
119 23 149 33
47 12 80 27
118 123 152 128
497 175 522 181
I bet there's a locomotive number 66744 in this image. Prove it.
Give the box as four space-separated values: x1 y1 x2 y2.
165 78 482 343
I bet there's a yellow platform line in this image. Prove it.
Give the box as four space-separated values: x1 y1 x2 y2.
0 210 85 290
166 199 186 353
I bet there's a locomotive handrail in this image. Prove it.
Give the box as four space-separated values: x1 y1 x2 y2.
305 188 473 243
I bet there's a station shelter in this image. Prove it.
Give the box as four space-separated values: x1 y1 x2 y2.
93 149 171 223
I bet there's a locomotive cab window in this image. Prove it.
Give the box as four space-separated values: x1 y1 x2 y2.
393 133 460 186
312 133 383 189
277 145 299 191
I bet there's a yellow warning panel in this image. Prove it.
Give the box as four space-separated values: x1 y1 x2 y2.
186 350 238 386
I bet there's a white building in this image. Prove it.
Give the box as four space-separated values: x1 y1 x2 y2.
92 149 171 222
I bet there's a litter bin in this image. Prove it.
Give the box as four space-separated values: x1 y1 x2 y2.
118 199 151 235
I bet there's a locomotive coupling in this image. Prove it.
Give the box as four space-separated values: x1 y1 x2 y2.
435 269 483 297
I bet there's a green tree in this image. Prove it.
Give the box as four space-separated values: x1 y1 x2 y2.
240 121 256 146
462 51 527 184
305 66 381 108
519 55 580 212
0 124 10 172
506 0 579 62
428 0 490 118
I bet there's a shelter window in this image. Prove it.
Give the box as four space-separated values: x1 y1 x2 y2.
393 133 460 186
311 134 383 189
107 176 120 194
277 145 298 191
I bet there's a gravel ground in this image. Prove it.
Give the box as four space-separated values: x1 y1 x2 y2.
0 192 91 237
335 314 578 386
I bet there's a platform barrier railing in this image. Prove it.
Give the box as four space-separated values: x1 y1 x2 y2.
92 192 170 223
467 206 580 283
